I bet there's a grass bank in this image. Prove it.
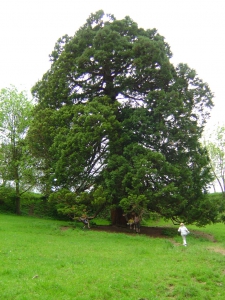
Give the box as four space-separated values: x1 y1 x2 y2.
1 214 225 299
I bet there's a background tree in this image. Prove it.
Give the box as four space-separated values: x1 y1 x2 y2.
204 125 225 194
28 11 215 225
0 86 35 214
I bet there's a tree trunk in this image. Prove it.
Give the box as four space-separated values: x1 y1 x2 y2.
15 196 21 215
15 180 21 215
111 207 127 226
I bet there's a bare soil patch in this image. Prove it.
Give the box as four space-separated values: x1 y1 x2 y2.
91 225 175 238
61 224 218 243
207 246 225 255
191 230 217 242
91 225 221 244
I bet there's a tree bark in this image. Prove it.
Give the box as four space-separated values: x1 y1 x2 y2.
15 180 21 215
111 207 127 226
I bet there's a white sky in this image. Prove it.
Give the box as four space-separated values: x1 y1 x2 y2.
0 0 224 128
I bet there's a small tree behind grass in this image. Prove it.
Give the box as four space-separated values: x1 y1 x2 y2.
0 186 17 213
206 192 225 222
204 124 225 194
19 192 56 218
0 86 36 214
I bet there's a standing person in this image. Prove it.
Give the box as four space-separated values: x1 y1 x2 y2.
127 216 134 230
178 223 190 246
134 213 141 233
123 213 135 230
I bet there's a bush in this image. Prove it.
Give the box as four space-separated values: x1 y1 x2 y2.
20 192 66 219
0 186 17 213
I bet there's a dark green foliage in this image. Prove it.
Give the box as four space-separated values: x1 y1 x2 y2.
28 11 215 225
0 189 56 218
161 227 177 237
48 185 107 220
19 192 58 219
206 192 225 223
0 186 17 213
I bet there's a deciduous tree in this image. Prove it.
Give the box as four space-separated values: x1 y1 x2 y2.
0 86 35 214
204 125 225 194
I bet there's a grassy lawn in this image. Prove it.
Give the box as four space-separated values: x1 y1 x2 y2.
1 214 225 299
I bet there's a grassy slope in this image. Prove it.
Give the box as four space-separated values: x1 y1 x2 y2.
1 215 225 300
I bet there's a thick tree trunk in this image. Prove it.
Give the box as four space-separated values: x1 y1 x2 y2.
111 207 127 226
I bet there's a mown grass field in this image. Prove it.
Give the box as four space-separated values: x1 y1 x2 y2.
1 214 225 300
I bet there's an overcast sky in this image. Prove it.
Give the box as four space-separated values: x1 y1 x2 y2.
0 0 224 128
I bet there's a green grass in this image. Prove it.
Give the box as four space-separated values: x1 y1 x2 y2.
1 215 225 299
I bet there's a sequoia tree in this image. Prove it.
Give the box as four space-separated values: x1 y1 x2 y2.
28 11 215 225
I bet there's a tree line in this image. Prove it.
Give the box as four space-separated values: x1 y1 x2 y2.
0 11 224 225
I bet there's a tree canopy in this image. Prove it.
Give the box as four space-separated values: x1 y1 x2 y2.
28 10 215 225
204 125 225 194
0 86 35 214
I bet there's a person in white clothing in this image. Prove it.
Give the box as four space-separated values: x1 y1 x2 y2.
178 223 190 246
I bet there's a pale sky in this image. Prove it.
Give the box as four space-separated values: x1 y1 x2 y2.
0 0 224 128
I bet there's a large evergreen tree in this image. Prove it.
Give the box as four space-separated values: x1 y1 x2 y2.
28 11 215 225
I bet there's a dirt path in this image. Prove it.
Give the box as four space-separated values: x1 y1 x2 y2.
91 225 169 238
